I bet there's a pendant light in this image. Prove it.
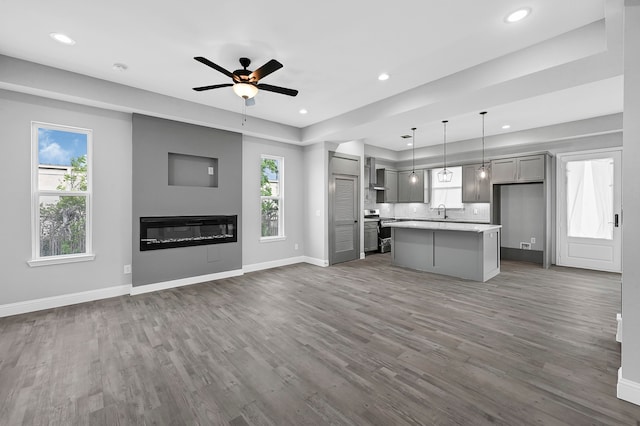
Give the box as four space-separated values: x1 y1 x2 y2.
478 111 488 179
437 120 453 183
409 127 418 183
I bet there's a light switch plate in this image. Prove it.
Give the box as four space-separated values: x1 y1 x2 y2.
208 166 214 175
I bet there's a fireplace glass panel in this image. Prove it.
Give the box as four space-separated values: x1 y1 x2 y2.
140 215 237 251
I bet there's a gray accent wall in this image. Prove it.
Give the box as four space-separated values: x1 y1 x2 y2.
132 114 242 286
0 90 132 305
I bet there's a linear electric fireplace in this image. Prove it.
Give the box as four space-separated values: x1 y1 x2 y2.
140 215 237 251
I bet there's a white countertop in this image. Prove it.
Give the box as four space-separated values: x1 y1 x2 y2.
393 217 491 224
384 220 501 233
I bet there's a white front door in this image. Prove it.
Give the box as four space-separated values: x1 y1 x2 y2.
557 149 622 272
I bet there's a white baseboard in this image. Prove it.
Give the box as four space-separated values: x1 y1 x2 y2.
243 256 305 273
1 258 326 318
130 269 244 296
618 368 640 406
0 285 131 318
616 313 622 343
303 256 329 267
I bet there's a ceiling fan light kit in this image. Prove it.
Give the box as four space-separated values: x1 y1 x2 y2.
233 82 258 99
437 120 453 183
193 56 298 100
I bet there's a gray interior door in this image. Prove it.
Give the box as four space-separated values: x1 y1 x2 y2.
331 174 359 264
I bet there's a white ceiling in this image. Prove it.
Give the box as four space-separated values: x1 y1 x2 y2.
0 0 622 151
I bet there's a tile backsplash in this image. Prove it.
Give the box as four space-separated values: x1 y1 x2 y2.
364 188 491 222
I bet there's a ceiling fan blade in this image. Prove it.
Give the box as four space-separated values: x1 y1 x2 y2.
249 59 283 81
257 83 298 97
245 97 256 107
194 57 235 79
192 83 233 92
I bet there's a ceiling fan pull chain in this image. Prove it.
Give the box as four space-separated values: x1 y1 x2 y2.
242 101 247 126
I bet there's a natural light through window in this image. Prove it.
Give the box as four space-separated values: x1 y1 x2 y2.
29 122 93 266
566 158 614 240
431 166 463 209
260 155 285 240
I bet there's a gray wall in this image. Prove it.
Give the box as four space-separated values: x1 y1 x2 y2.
242 136 305 266
622 0 640 386
0 90 132 304
303 142 329 264
499 183 544 250
132 114 242 286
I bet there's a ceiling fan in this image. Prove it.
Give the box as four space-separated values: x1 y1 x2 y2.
192 57 298 105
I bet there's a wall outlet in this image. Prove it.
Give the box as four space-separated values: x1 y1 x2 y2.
473 208 478 215
531 237 536 244
124 264 132 274
520 242 531 250
413 207 417 213
207 166 214 175
294 243 299 250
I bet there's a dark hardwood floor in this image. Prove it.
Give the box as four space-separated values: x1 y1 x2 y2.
1 255 639 425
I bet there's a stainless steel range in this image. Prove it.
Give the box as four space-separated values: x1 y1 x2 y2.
363 209 395 253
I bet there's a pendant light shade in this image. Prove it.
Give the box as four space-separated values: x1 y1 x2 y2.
437 120 453 183
478 111 488 179
409 127 418 183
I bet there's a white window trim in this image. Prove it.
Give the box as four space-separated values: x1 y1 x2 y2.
260 154 285 241
29 121 94 266
430 166 464 209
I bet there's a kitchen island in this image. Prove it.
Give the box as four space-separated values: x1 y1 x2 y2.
384 221 501 282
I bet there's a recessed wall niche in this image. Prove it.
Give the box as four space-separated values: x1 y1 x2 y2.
168 152 218 187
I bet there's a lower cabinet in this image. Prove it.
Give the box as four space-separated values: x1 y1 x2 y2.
364 222 378 252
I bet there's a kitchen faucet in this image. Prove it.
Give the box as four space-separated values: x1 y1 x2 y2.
437 204 448 219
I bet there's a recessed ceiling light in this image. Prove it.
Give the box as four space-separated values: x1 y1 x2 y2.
505 8 531 23
502 124 511 129
299 109 308 115
378 73 390 81
49 32 76 45
407 142 413 146
112 63 128 72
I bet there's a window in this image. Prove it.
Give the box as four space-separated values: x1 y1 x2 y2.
260 155 284 240
430 166 463 209
29 122 94 266
566 158 614 240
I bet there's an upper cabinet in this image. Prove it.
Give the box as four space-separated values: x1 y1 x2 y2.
462 164 490 203
491 155 545 184
398 170 428 203
376 169 398 203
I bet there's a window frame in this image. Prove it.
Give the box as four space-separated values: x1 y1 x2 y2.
260 154 286 242
430 166 464 209
28 121 95 267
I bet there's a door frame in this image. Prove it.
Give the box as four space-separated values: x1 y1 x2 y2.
555 147 622 272
328 152 361 266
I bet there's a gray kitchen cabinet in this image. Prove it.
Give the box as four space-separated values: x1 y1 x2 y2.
398 170 427 203
490 155 545 183
517 155 545 181
490 158 517 183
462 164 491 202
376 169 398 203
364 222 378 252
